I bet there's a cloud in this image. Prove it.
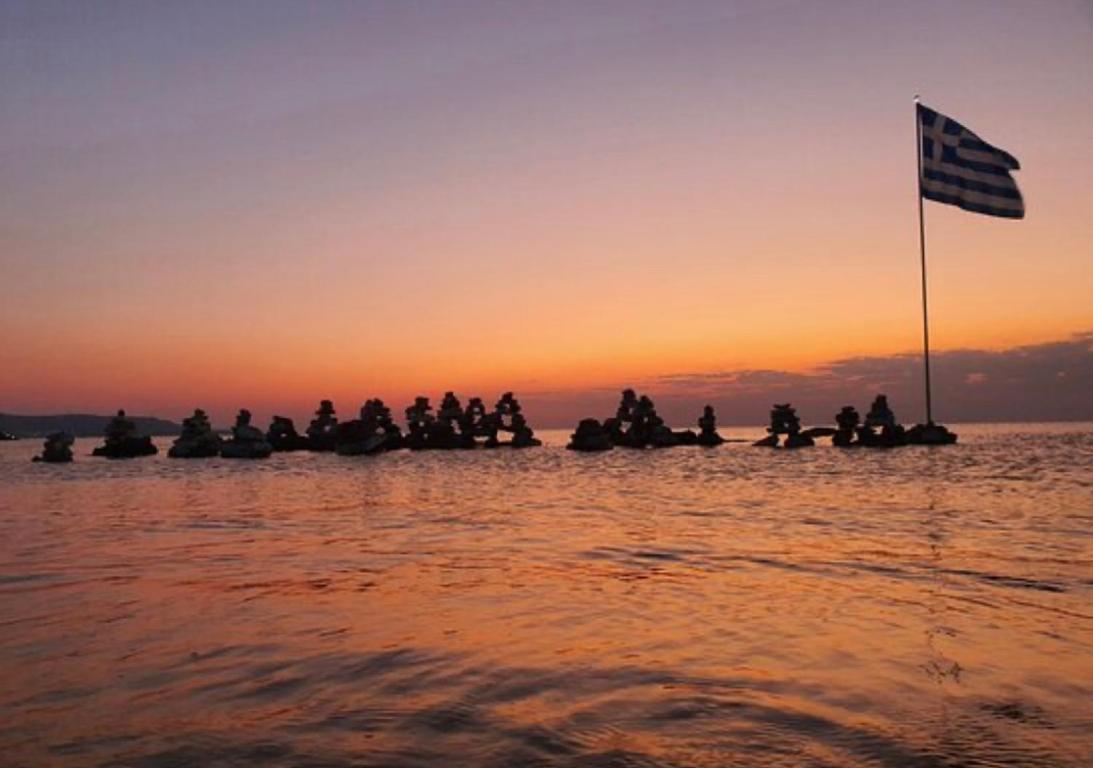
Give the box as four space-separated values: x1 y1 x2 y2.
522 333 1093 427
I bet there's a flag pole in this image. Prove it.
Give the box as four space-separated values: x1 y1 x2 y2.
914 94 933 425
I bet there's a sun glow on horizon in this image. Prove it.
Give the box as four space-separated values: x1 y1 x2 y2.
1 2 1090 424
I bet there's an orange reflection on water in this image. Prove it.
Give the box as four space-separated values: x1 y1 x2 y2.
0 425 1090 766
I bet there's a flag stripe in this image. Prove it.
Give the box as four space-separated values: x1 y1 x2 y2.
922 179 1024 215
922 156 1017 187
955 146 1016 167
921 187 1024 218
922 167 1022 200
957 136 1019 168
938 144 1015 176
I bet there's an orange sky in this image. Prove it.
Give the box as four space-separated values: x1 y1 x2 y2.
2 1 1090 424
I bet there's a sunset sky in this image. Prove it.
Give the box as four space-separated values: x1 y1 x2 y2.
2 1 1090 426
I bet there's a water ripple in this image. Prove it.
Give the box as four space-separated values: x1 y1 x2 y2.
0 424 1090 766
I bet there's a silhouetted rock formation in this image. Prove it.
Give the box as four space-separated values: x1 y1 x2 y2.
603 389 636 445
404 396 437 450
857 394 907 448
220 409 272 459
864 395 896 429
600 389 718 449
487 392 540 448
267 416 308 452
697 405 725 446
399 392 539 450
336 399 403 455
625 394 664 448
509 412 541 448
907 421 958 445
833 406 860 447
0 430 17 441
92 409 158 458
168 409 222 458
438 392 463 425
567 419 614 452
33 432 73 463
426 392 461 449
306 400 338 451
755 404 813 448
458 397 489 448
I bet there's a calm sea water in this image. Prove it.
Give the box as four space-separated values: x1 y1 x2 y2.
1 424 1090 768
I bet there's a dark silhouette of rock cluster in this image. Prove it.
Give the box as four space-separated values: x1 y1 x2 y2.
827 394 957 447
833 406 860 447
567 419 613 452
267 416 308 452
399 391 540 450
33 388 960 465
33 432 74 463
754 403 814 448
567 389 725 451
336 399 402 455
91 410 158 458
697 405 725 446
306 400 338 452
220 409 273 459
168 409 221 458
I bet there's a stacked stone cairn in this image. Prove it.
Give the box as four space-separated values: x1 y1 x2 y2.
568 389 725 450
754 403 813 448
33 432 74 463
267 416 309 452
566 419 613 452
827 396 956 447
92 410 158 458
399 391 539 450
220 409 273 459
306 400 338 451
833 406 860 447
404 396 437 450
857 395 907 448
168 408 222 458
492 392 540 448
697 405 725 446
335 399 403 455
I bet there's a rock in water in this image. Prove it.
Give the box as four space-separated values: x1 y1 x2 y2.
907 422 958 445
306 400 338 452
404 396 436 450
783 433 815 449
335 399 402 456
168 409 222 458
754 403 812 449
696 405 725 447
92 410 158 459
509 412 541 448
833 406 861 447
267 416 308 452
33 432 74 463
863 394 897 430
220 409 272 459
567 419 614 452
856 395 910 448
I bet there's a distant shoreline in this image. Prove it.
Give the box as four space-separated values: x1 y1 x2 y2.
0 413 182 439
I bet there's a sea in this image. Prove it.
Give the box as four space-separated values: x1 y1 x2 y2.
1 423 1090 768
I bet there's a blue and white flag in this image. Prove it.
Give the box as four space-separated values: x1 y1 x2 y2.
918 103 1024 219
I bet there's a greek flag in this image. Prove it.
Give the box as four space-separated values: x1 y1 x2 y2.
918 103 1024 219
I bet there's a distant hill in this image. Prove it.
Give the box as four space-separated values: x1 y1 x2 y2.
0 413 182 438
